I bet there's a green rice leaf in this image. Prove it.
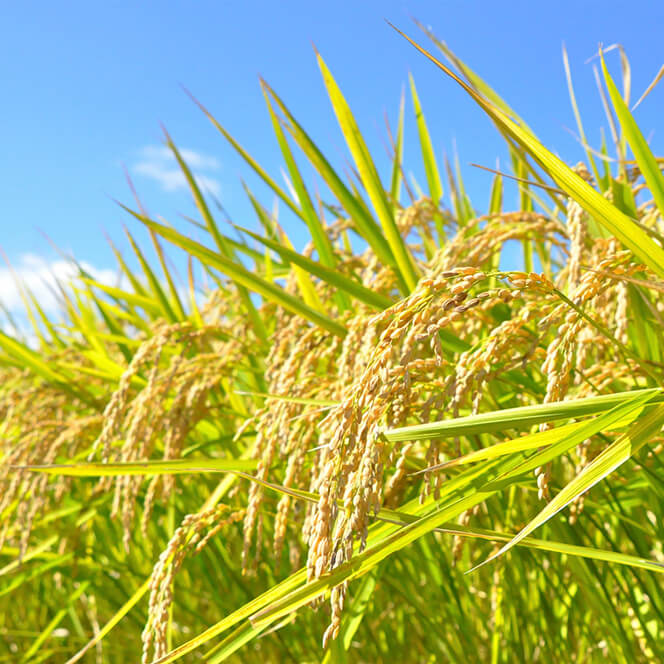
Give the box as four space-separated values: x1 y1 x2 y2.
17 458 259 477
394 26 664 278
185 89 301 219
104 234 148 296
390 88 405 205
601 50 664 217
162 130 268 341
473 402 664 571
409 74 444 238
148 230 187 321
435 522 664 576
123 227 178 323
0 330 69 386
79 278 162 316
488 171 503 214
64 579 151 664
204 621 265 663
261 79 397 273
260 83 340 275
272 226 326 313
234 225 393 310
316 51 419 292
384 388 661 443
414 421 585 473
141 218 347 338
151 569 308 664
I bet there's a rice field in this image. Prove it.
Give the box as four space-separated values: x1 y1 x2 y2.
1 25 664 663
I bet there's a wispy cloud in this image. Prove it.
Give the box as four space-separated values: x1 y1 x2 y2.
132 145 222 197
0 254 120 315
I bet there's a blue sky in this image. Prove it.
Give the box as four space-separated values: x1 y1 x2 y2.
2 1 664 316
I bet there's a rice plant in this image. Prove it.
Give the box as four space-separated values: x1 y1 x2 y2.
2 23 664 663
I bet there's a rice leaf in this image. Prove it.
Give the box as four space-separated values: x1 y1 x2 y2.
273 226 326 313
473 402 664 571
316 51 420 292
151 569 308 664
123 227 178 323
0 330 69 386
601 50 664 217
234 225 393 310
204 621 265 663
435 522 664 575
394 26 664 278
185 89 301 219
141 218 347 337
384 388 661 442
389 88 405 205
148 230 187 321
260 84 340 274
17 458 259 477
162 131 269 341
21 581 90 662
409 74 445 238
488 171 503 214
64 579 151 664
261 79 397 273
79 278 162 316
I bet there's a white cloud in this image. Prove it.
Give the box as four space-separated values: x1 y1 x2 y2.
132 145 221 197
0 253 120 315
139 145 220 171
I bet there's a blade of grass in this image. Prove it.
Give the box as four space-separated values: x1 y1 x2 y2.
316 51 419 292
0 330 69 386
273 225 326 313
162 130 269 341
21 581 90 662
393 25 664 278
601 49 664 217
472 403 664 572
409 74 445 238
261 83 340 275
64 579 151 664
16 458 259 477
384 388 661 443
123 227 178 323
436 522 664 575
79 278 162 316
389 88 405 205
260 79 397 273
234 224 393 310
184 89 301 219
141 218 347 337
562 44 602 189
